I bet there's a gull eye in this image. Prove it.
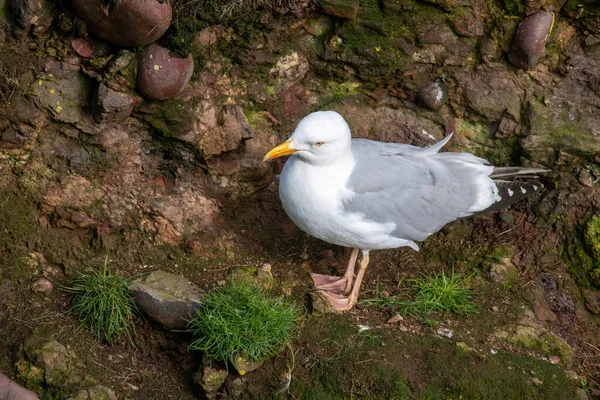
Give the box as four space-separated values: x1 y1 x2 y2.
314 142 324 147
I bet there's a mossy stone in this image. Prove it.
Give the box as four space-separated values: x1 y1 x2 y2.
494 324 573 366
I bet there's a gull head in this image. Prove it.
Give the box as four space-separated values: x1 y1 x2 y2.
264 111 352 165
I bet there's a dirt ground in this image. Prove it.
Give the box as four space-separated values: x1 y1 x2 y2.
1 183 599 399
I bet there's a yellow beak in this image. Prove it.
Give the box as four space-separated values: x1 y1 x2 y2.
263 141 297 161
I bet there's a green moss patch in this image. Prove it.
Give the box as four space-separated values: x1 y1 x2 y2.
286 317 580 399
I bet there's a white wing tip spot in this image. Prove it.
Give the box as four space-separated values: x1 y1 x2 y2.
508 188 514 197
520 186 527 194
533 185 538 190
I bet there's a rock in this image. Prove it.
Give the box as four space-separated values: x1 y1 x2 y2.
34 133 89 169
575 388 589 400
192 365 228 399
454 64 523 121
436 327 453 338
129 270 202 329
331 103 444 147
95 83 140 122
583 289 600 315
521 95 600 167
86 126 129 152
493 322 573 365
529 377 543 386
456 342 474 352
21 329 83 388
151 188 219 240
105 50 135 76
29 71 92 124
496 115 519 138
230 377 246 397
71 0 171 47
489 258 518 285
416 81 447 110
450 6 484 37
42 175 103 213
386 315 403 324
318 0 359 20
32 277 54 293
136 44 194 100
67 385 118 400
236 118 278 187
310 291 336 315
8 0 53 37
71 38 95 58
0 372 39 400
198 104 252 158
532 300 557 322
269 51 310 91
195 26 220 48
509 11 555 69
231 352 266 375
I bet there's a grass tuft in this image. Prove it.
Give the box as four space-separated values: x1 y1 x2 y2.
63 255 138 344
186 282 298 363
362 270 477 322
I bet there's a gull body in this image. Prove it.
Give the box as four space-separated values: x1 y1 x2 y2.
265 111 545 311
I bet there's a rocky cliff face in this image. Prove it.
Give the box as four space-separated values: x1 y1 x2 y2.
0 0 598 245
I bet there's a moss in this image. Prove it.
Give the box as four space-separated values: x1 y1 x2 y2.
495 324 573 366
160 16 208 59
319 0 446 85
316 80 361 108
502 0 526 15
526 101 597 161
281 317 580 400
564 215 600 289
139 98 193 138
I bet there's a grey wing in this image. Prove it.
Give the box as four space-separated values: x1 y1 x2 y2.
344 138 496 242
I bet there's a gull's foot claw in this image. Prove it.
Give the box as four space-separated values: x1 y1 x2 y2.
310 273 347 294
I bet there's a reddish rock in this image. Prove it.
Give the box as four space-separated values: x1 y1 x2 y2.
95 83 141 122
318 0 359 20
509 11 555 69
137 44 194 100
71 0 172 47
71 37 94 58
532 299 557 322
584 289 600 315
32 277 54 293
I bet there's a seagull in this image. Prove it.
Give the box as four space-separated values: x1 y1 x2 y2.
264 111 547 312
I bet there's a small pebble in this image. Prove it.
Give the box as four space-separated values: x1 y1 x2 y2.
436 327 453 338
386 314 404 324
32 277 54 293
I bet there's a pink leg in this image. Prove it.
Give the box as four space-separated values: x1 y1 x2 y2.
311 248 359 294
315 252 370 312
